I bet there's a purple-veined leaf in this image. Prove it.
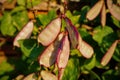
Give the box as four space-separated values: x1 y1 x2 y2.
13 21 33 47
56 33 70 68
38 32 64 67
107 0 120 21
64 17 80 49
101 3 106 27
86 0 104 20
38 17 61 46
41 70 57 80
78 40 94 59
101 40 118 66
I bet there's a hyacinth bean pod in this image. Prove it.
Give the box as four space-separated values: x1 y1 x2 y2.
64 17 81 49
56 33 70 68
78 40 94 59
86 0 104 20
38 32 64 67
41 71 57 80
107 0 120 21
38 17 61 46
13 21 34 47
101 40 118 66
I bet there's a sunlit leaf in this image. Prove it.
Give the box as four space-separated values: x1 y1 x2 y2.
26 0 41 8
0 60 14 75
62 57 80 80
83 55 96 70
17 0 26 6
12 10 29 30
111 16 120 28
37 10 56 28
93 26 113 44
0 13 16 36
65 10 80 25
11 6 26 14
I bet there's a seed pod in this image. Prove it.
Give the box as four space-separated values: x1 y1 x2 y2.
101 40 118 66
64 17 81 49
38 17 61 46
41 70 57 80
13 21 34 47
101 3 106 27
57 33 70 68
107 0 120 21
23 73 40 80
78 40 94 59
86 0 104 20
58 68 65 80
38 32 64 67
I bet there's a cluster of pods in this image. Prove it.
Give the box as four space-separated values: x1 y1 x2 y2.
13 15 94 79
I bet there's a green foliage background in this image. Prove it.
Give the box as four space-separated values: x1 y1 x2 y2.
0 0 120 80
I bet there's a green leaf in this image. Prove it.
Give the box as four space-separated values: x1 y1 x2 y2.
0 13 16 36
93 26 113 45
102 69 120 80
79 6 90 23
0 75 9 80
66 10 80 25
70 49 81 57
37 10 56 28
62 57 80 80
83 55 96 70
11 6 26 14
0 60 14 75
78 27 95 47
19 39 44 60
111 16 120 28
17 0 26 6
100 32 120 62
112 44 120 62
12 10 29 30
26 0 41 8
89 70 101 80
